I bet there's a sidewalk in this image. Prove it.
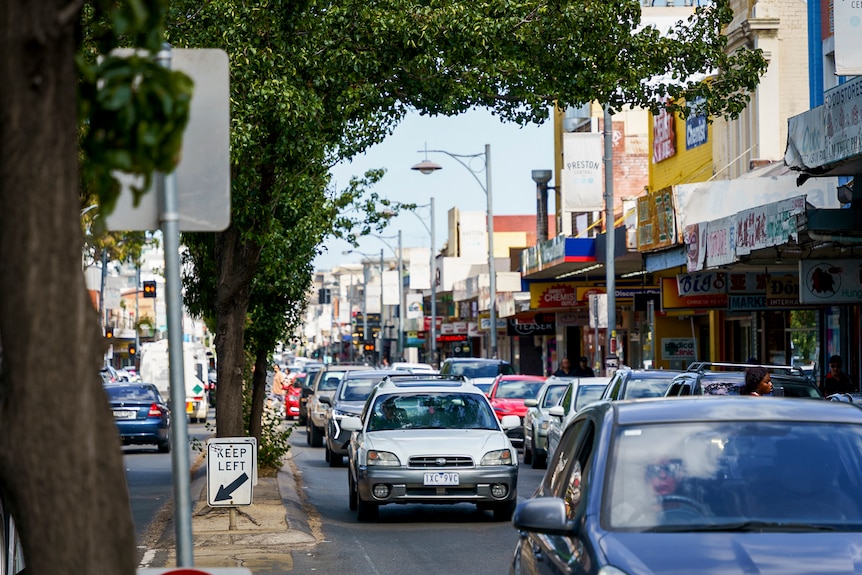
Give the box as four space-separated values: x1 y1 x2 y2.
139 452 319 573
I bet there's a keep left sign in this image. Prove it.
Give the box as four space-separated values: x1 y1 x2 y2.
207 437 257 507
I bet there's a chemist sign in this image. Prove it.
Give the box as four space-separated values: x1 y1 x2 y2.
207 437 257 507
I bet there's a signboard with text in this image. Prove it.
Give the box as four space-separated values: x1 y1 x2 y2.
207 437 257 507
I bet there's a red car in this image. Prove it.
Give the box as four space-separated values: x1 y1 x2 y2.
487 375 547 446
285 373 305 420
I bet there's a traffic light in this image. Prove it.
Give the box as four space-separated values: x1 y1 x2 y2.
363 342 375 352
128 343 137 356
105 327 114 339
143 280 157 298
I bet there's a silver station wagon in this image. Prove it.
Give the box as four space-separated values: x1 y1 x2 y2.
342 375 520 521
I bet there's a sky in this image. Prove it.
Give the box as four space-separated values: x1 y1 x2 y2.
313 108 554 271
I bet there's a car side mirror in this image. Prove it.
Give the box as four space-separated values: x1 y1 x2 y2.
512 498 577 536
500 415 521 429
341 416 362 431
319 395 332 406
548 405 565 418
524 398 539 408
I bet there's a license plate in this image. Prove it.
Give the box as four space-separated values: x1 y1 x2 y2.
113 410 135 419
424 472 459 486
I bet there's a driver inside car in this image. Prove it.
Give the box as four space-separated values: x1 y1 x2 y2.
613 456 709 527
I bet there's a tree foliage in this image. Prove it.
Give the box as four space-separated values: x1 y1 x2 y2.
165 0 766 439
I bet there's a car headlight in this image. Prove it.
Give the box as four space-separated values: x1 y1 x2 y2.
539 421 549 432
333 409 351 418
366 450 401 467
481 449 515 466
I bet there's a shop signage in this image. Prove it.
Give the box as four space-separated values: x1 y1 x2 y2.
662 277 727 310
507 313 555 336
662 338 696 360
676 271 727 297
685 97 708 150
653 103 677 163
637 188 677 252
799 259 862 304
728 295 767 310
556 309 590 326
835 1 862 75
766 272 800 306
530 282 580 308
438 334 467 343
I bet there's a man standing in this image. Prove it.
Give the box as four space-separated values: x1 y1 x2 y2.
574 356 596 377
272 364 287 402
554 358 573 377
823 355 855 396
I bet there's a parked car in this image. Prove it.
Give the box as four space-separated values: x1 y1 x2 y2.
601 367 684 401
523 377 570 469
104 382 171 453
665 362 823 398
341 374 520 521
512 397 862 575
486 374 546 447
438 358 516 394
305 364 371 447
545 376 611 461
321 369 394 466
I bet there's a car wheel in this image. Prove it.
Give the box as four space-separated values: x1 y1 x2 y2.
157 439 171 454
523 437 533 465
357 496 378 521
327 447 342 467
492 500 516 521
348 472 358 511
309 423 324 447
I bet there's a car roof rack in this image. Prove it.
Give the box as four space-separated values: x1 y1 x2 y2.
686 361 805 376
378 374 467 387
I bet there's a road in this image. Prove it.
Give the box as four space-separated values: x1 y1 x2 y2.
126 412 213 543
287 424 546 575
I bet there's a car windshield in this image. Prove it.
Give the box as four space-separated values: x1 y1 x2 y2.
605 421 862 531
367 392 499 431
338 378 378 402
105 385 159 403
542 385 567 408
448 362 514 378
495 379 544 400
623 377 676 399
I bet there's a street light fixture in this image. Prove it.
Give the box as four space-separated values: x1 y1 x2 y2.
412 144 498 359
397 198 438 366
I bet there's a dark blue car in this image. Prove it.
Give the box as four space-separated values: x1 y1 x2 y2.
512 397 862 574
105 383 171 453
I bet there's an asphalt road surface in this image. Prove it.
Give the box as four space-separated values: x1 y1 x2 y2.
286 423 546 575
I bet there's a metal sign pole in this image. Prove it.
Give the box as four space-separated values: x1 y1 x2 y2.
156 43 194 567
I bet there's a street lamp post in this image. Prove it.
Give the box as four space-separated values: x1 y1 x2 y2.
370 233 404 361
412 144 498 358
603 106 616 369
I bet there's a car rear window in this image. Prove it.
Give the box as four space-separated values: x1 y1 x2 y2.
623 378 676 399
496 379 544 400
105 385 158 402
338 379 378 401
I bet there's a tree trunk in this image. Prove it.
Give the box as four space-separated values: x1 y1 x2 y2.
248 349 269 442
213 224 261 438
0 2 136 573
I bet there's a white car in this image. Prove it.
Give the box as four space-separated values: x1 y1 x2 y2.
389 361 436 373
342 375 520 521
545 376 611 461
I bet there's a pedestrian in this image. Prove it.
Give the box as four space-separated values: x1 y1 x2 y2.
574 356 596 377
553 357 573 377
743 366 772 396
272 364 286 401
823 355 855 396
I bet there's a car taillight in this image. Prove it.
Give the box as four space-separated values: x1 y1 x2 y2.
148 404 163 417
